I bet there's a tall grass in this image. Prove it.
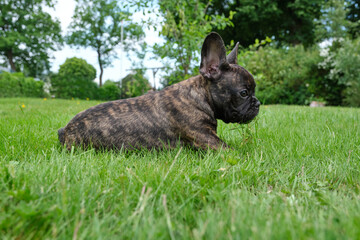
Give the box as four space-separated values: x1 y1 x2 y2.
0 98 359 239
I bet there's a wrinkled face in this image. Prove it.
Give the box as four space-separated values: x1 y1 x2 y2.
199 32 260 124
210 65 260 124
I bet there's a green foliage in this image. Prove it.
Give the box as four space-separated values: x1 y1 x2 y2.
1 98 360 238
67 0 144 86
204 0 323 47
97 80 121 101
161 68 195 87
240 43 322 105
311 0 360 106
333 38 360 106
0 0 62 76
153 0 233 84
0 72 45 97
346 0 360 38
0 72 21 97
315 0 355 42
120 70 151 98
238 34 360 106
50 57 97 99
316 44 347 106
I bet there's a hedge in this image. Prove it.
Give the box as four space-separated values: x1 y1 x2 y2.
0 72 45 98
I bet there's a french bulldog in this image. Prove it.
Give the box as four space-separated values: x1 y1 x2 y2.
58 32 260 150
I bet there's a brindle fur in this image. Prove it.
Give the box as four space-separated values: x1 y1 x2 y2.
58 32 260 151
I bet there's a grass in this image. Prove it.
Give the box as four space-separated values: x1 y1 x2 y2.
0 97 359 239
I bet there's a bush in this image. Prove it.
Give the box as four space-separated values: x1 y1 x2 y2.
239 44 322 105
97 80 121 101
51 57 98 99
316 43 347 106
120 70 152 98
0 72 45 98
333 38 360 107
160 68 196 87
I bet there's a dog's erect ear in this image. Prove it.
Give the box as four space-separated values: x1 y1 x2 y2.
227 42 239 64
200 32 229 81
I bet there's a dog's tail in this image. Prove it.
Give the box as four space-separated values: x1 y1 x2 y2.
58 128 65 145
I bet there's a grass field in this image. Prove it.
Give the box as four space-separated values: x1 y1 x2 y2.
0 98 359 239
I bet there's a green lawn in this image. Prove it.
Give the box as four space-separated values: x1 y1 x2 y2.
0 98 359 239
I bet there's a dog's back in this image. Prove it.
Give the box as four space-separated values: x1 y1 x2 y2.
57 76 214 150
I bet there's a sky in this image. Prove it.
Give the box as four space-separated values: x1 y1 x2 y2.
47 0 165 87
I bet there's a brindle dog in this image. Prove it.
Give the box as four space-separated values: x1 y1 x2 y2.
58 32 260 150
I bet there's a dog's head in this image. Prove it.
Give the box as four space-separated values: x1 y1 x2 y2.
200 32 260 124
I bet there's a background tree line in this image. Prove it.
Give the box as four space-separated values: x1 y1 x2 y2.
1 0 360 106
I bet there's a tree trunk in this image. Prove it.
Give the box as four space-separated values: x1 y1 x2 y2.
97 49 103 87
5 49 17 72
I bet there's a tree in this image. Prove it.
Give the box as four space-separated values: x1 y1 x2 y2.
203 0 323 47
67 0 145 87
51 57 97 99
314 0 355 106
315 0 355 43
346 0 360 38
0 0 62 77
153 0 233 85
333 38 360 107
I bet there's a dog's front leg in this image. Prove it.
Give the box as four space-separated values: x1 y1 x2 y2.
183 129 229 150
193 138 229 150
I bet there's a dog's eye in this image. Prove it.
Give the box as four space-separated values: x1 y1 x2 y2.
239 90 248 97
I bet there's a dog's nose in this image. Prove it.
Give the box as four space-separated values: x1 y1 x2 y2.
253 97 260 108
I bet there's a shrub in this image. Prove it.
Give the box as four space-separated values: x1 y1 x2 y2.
97 80 121 101
333 38 360 107
0 72 21 97
120 70 151 98
316 43 347 106
160 68 196 87
239 44 322 105
51 57 98 99
0 71 45 98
